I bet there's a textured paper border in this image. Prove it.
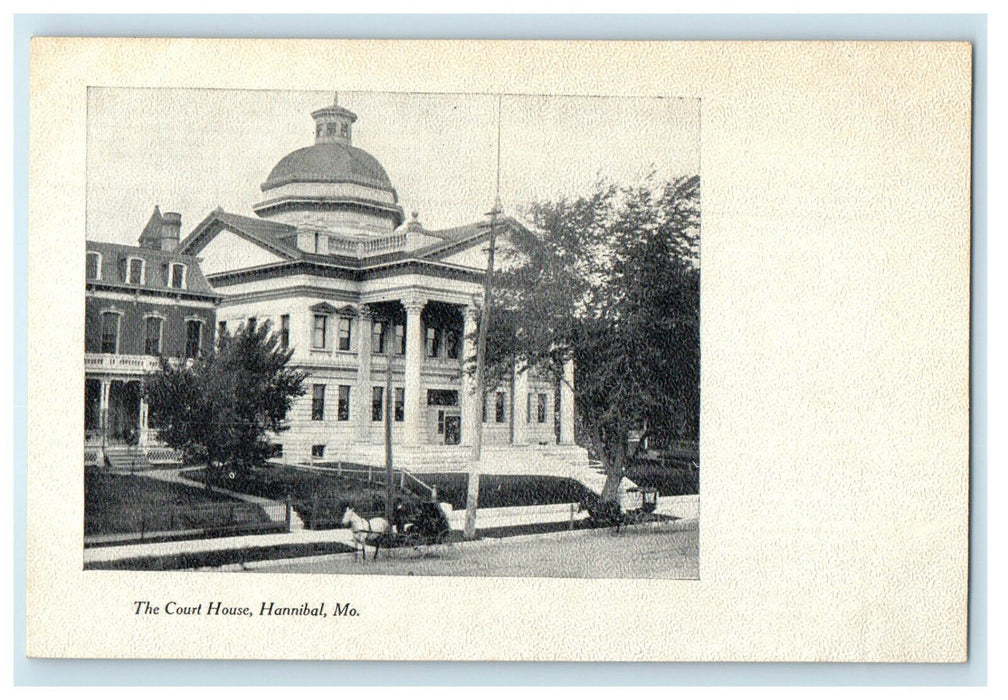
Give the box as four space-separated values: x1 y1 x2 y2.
27 38 970 662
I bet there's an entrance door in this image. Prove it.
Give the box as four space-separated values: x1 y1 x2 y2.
443 414 461 445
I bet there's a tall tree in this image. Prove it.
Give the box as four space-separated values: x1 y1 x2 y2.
490 175 700 502
145 320 306 478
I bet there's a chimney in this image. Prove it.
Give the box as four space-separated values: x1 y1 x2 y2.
160 212 182 251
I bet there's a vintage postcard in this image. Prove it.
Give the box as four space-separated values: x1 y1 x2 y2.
27 38 970 662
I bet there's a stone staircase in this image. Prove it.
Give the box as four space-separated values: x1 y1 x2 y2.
101 445 181 472
103 446 151 472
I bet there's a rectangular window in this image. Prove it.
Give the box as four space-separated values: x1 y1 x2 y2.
495 392 506 423
395 323 406 355
185 320 202 358
144 317 163 355
426 326 440 358
313 314 328 349
127 258 144 285
338 385 350 421
267 443 283 458
311 384 325 421
371 321 385 354
280 314 290 350
394 387 404 422
527 394 532 424
86 252 100 280
248 317 257 330
437 410 445 434
446 329 460 359
482 392 487 423
371 386 384 421
217 321 227 348
100 312 119 354
538 393 548 423
311 444 325 459
170 263 185 288
338 317 352 351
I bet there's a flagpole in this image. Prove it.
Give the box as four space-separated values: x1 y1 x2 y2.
463 95 502 539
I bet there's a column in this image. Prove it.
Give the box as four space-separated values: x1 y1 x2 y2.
460 304 479 447
560 359 575 445
513 361 529 446
351 308 373 443
402 294 425 447
99 379 110 443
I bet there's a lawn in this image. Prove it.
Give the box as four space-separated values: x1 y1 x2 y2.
413 473 595 510
84 468 268 536
624 458 699 496
182 465 415 530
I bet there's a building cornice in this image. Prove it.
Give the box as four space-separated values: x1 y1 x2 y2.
85 283 220 307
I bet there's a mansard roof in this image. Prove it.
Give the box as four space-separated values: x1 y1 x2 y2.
85 240 218 297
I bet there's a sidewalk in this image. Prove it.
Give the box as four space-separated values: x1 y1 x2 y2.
84 526 356 567
83 494 700 569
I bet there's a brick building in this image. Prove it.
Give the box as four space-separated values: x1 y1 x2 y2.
84 207 219 466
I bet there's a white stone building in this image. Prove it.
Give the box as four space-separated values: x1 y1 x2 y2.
177 97 586 474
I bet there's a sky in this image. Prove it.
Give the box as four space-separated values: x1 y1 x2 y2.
86 88 699 245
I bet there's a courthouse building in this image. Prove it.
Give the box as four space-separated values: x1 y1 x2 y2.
84 208 219 467
176 97 584 472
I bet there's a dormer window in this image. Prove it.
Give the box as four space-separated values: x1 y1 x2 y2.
86 252 101 281
126 257 145 285
169 263 186 289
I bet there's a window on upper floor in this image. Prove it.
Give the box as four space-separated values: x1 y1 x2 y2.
446 328 460 359
127 257 145 285
394 387 404 422
426 326 441 358
312 384 325 421
312 444 325 459
86 252 101 281
372 321 386 355
395 324 406 355
538 393 548 423
169 263 186 289
337 385 351 422
496 392 506 423
280 314 290 350
100 312 119 354
312 314 328 350
144 316 163 356
338 317 352 351
217 321 227 348
185 320 203 359
372 386 384 422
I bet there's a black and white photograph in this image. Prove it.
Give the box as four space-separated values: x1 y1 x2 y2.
82 88 701 578
26 37 971 664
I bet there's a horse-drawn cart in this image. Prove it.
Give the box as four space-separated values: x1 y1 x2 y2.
581 486 660 533
342 500 454 562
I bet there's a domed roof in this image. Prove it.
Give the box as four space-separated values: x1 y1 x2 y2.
261 142 395 193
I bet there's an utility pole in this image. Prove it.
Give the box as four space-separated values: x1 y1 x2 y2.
464 95 502 539
384 318 394 524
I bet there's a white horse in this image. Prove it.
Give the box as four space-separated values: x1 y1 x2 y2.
341 507 391 562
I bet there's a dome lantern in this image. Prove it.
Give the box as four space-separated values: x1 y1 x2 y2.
311 92 357 146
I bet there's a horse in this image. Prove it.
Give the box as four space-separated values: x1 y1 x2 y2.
341 507 391 562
